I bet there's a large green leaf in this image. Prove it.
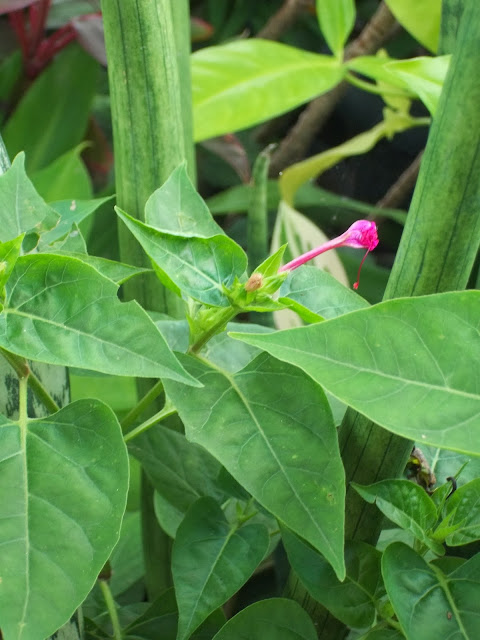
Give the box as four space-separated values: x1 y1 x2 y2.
316 0 355 57
0 253 198 384
192 39 343 141
385 0 441 52
0 235 23 294
173 497 269 640
3 43 99 172
211 599 317 640
382 542 480 639
0 153 59 242
116 208 247 307
128 426 223 538
163 352 346 580
420 445 480 488
0 400 129 640
230 291 480 456
352 480 442 554
279 266 369 320
281 526 384 628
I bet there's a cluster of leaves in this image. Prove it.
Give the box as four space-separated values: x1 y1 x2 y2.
1 1 479 640
0 153 479 640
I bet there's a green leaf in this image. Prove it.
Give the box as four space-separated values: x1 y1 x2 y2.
45 252 151 285
109 511 144 597
207 180 406 224
281 526 384 628
386 56 449 116
44 196 114 244
145 164 222 237
352 480 442 554
192 39 344 141
0 235 23 294
30 144 93 202
116 208 247 307
3 43 99 172
128 426 224 539
421 444 480 488
279 266 369 320
444 478 480 546
0 253 199 384
385 0 441 52
0 399 129 640
211 599 317 640
382 542 480 639
316 0 356 57
357 628 405 640
0 152 60 241
279 112 425 206
230 291 480 456
200 323 273 374
173 497 269 640
124 587 225 640
163 352 346 580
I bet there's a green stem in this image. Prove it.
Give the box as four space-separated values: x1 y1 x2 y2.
98 579 122 640
346 71 414 98
120 380 164 431
124 399 177 443
247 147 273 273
1 349 60 414
189 307 240 354
0 135 11 173
18 370 28 428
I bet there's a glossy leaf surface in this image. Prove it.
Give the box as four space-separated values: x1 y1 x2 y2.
316 0 355 57
192 39 343 141
0 254 198 383
164 352 346 579
231 291 480 455
383 542 480 639
387 56 449 115
0 400 128 640
211 599 317 640
385 0 441 51
173 497 269 640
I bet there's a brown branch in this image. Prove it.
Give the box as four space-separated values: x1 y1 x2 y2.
257 0 313 41
376 151 423 210
269 1 398 176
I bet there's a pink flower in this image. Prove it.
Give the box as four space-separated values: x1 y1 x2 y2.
279 220 379 290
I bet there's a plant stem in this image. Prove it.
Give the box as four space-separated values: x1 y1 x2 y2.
98 579 122 640
120 380 164 431
102 0 196 600
124 399 177 443
345 71 413 98
257 0 311 40
189 307 240 354
0 349 60 414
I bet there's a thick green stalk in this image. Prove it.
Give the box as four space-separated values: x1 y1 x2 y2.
101 0 195 599
285 0 480 635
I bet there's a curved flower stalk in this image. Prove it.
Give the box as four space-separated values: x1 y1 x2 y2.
279 219 379 289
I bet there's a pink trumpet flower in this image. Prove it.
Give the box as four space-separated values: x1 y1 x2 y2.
279 220 379 290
